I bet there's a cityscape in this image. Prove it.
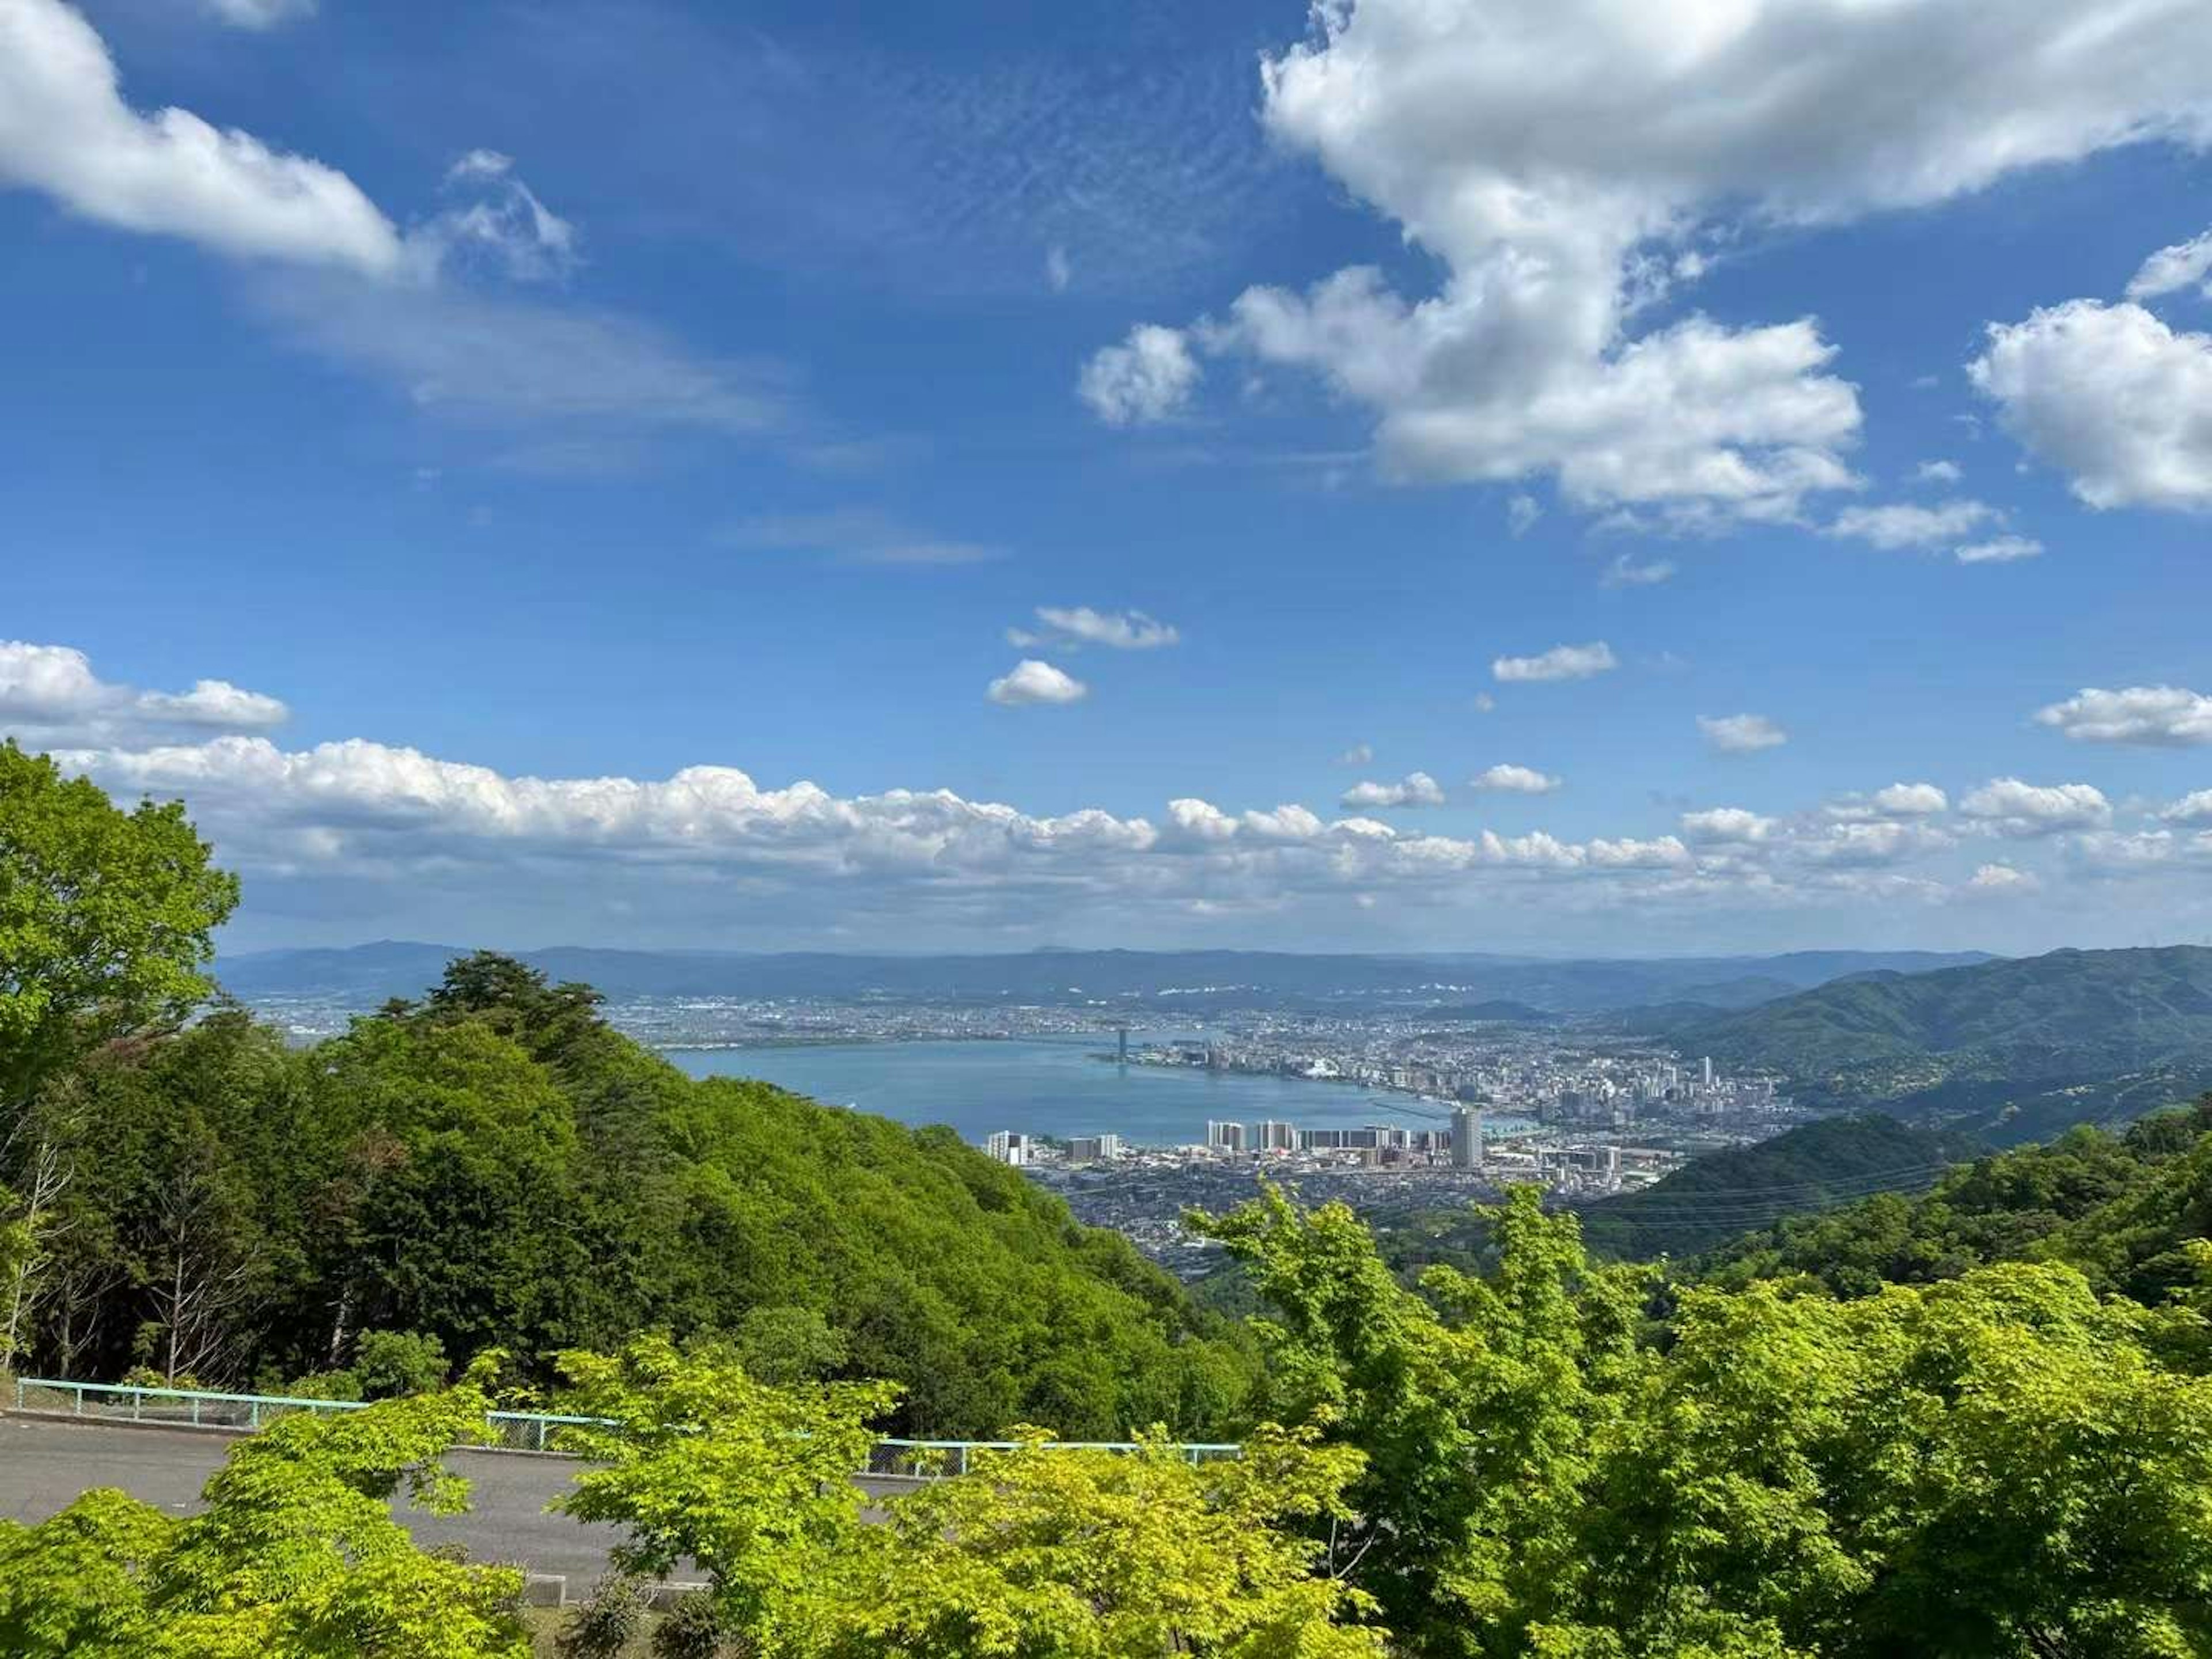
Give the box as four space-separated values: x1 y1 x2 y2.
970 1020 1805 1267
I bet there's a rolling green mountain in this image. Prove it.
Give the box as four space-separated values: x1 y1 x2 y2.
1652 945 2212 1141
14 954 1255 1440
1696 1096 2212 1306
1576 1114 1986 1259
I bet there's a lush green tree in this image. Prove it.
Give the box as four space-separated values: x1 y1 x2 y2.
551 1336 1382 1659
1202 1181 2212 1659
553 1335 899 1651
0 1383 528 1658
733 1303 847 1384
0 744 237 1112
831 1426 1384 1658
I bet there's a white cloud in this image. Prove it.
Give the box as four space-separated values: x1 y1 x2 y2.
1828 498 2000 550
1087 0 2212 522
1044 244 1072 294
1971 300 2212 512
1828 782 1949 820
0 3 793 467
0 0 399 273
1912 460 1964 484
1506 494 1542 537
1077 324 1200 425
1009 607 1179 652
201 0 315 26
1955 536 2042 565
986 660 1088 707
1492 641 1616 684
2160 789 2212 827
16 640 2152 944
0 640 287 745
725 509 998 566
1472 692 1497 714
410 150 579 286
1959 777 2112 836
2035 685 2212 747
1699 713 1787 753
1340 772 1446 809
1470 764 1560 795
2128 228 2212 301
1600 552 1675 588
1967 862 2039 893
1681 808 1775 845
1872 782 1948 818
1335 743 1373 766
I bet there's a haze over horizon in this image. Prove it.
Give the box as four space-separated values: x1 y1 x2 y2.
6 0 2212 956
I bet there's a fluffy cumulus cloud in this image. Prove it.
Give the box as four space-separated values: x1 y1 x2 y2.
1967 862 2039 893
986 660 1088 707
1912 460 1964 485
0 639 287 746
22 637 2202 945
1470 764 1561 795
1681 808 1777 845
0 0 399 272
1077 324 1200 425
2035 685 2212 747
1825 782 1949 820
1340 772 1446 809
1971 300 2212 512
2162 790 2212 827
1008 607 1179 651
1082 0 2212 524
1492 641 1616 684
1960 778 2112 837
1699 713 1787 754
1335 743 1373 766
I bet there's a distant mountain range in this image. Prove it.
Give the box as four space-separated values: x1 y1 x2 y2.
1647 946 2212 1142
213 942 1993 1016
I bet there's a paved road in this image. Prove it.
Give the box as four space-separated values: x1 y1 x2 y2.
0 1415 918 1589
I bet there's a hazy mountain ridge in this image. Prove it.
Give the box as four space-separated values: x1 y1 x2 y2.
218 942 1993 1014
1649 946 2212 1141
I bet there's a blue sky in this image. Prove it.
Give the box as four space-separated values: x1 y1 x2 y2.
3 0 2211 956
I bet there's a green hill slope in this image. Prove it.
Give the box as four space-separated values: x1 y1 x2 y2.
1655 945 2212 1138
1577 1114 1984 1259
16 955 1254 1440
1696 1096 2212 1304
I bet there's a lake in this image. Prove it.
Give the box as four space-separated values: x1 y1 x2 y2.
664 1035 1536 1147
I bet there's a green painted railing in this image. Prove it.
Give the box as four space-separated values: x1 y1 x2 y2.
9 1377 1241 1471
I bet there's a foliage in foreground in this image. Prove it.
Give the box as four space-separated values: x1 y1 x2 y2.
554 1335 1379 1657
1202 1183 2212 1658
0 1382 528 1658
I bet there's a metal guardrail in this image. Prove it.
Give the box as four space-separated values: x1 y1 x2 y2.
10 1378 1243 1470
10 1377 603 1451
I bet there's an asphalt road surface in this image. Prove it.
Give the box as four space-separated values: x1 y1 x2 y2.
1 1415 917 1589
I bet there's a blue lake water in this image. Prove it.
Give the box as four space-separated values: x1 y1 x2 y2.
664 1036 1536 1147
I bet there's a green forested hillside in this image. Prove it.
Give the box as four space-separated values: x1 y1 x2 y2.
1654 945 2212 1138
1698 1097 2212 1304
1576 1113 1984 1259
8 955 1254 1438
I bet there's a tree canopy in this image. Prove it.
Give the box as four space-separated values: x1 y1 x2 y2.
0 741 237 1111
